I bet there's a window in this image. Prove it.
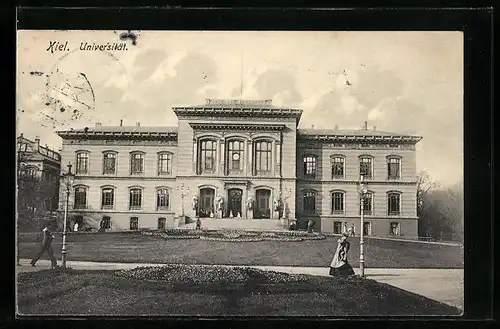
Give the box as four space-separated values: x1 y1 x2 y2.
76 152 89 174
129 188 142 210
387 157 401 179
331 192 344 214
388 192 401 215
390 222 400 236
156 188 169 211
103 152 117 174
158 217 166 230
302 190 316 214
333 221 343 234
130 153 144 175
227 140 244 173
303 155 317 178
101 188 115 209
359 157 373 179
363 222 372 236
254 140 272 174
74 186 87 209
130 217 139 230
360 192 373 215
199 140 217 174
158 152 172 175
331 156 344 179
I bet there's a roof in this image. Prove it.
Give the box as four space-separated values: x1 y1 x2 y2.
297 128 422 143
298 128 417 137
56 126 178 140
173 99 303 123
17 135 61 163
66 126 178 133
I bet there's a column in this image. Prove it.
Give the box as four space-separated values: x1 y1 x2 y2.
247 140 253 176
276 143 281 177
219 139 225 176
192 139 197 174
271 140 276 177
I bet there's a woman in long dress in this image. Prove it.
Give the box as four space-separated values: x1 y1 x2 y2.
329 232 355 276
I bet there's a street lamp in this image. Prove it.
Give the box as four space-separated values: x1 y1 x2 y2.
61 162 75 268
357 175 368 277
176 183 190 217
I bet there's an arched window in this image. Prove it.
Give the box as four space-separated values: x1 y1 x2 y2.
101 187 115 209
359 156 373 179
331 155 345 179
199 139 217 174
130 152 144 175
254 140 272 175
387 156 401 180
303 155 317 178
75 151 89 174
74 186 87 209
156 188 170 211
158 152 173 175
387 192 401 216
129 188 143 210
302 190 316 214
331 191 345 214
227 140 244 173
103 152 117 175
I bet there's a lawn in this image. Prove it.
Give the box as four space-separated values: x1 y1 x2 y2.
18 232 464 268
16 265 461 316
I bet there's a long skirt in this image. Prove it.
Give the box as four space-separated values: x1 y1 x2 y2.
329 262 355 276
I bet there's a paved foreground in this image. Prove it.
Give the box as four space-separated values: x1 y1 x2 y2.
16 259 463 310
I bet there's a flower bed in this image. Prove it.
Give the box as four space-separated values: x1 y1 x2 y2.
114 264 307 284
163 235 200 240
141 228 326 242
200 236 264 242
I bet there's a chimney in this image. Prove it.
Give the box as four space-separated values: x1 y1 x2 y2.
373 125 377 131
311 124 315 129
20 133 23 139
34 136 40 145
95 122 102 127
120 119 123 126
364 121 368 130
334 124 339 130
136 122 140 127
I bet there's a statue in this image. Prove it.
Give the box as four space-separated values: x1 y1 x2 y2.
192 196 198 211
216 196 224 212
246 197 253 211
273 197 282 212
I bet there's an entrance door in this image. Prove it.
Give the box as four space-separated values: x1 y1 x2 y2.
228 188 243 217
255 189 271 219
199 188 215 218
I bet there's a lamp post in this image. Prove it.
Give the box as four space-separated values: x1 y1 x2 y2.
176 183 190 217
61 162 75 269
357 175 368 277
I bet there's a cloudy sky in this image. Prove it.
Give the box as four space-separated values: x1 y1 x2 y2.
17 30 463 186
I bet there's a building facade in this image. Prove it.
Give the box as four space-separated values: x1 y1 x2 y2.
17 134 61 225
56 99 422 237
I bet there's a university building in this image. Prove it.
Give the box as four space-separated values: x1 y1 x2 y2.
17 134 61 226
56 99 422 237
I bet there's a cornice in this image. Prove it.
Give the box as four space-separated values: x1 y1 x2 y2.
298 134 422 144
189 123 286 131
173 107 303 123
296 179 418 185
56 130 178 141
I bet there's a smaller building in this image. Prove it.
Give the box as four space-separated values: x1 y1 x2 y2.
17 134 61 221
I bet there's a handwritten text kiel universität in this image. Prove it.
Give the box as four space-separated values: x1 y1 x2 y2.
46 41 128 53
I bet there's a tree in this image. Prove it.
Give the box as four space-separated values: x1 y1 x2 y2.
416 170 438 216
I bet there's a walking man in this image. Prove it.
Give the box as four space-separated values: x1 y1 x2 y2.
30 225 57 269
